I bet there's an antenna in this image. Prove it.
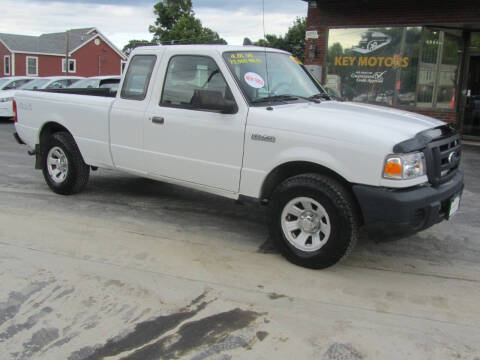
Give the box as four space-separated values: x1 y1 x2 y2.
262 0 266 40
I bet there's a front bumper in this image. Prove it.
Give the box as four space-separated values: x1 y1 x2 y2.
353 170 464 234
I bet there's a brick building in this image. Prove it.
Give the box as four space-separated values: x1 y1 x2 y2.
0 28 126 79
303 0 480 140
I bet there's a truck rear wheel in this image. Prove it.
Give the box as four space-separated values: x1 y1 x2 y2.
42 131 90 195
268 174 359 269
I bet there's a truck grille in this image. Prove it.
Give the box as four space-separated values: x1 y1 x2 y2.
424 130 461 186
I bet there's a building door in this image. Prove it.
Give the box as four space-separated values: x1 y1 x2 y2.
463 56 480 138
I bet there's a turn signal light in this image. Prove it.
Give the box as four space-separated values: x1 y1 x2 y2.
384 157 402 179
383 152 426 180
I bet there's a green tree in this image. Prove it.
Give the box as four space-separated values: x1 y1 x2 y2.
150 0 193 33
254 17 306 61
122 0 226 56
148 0 226 45
283 17 307 61
255 34 285 49
122 40 154 57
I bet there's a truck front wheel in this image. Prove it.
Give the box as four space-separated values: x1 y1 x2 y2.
268 174 359 269
42 131 90 195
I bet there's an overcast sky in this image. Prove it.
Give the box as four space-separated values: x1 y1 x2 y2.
0 0 308 50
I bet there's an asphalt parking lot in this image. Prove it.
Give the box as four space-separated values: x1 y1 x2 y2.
1 119 479 360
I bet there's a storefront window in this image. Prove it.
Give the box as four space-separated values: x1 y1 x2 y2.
418 29 461 109
470 32 480 51
327 27 421 106
327 27 462 110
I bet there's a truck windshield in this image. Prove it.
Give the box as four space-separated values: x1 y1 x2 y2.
223 51 327 105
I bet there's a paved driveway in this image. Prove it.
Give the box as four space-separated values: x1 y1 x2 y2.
1 119 479 359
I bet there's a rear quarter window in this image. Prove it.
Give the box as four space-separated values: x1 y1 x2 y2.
120 55 156 101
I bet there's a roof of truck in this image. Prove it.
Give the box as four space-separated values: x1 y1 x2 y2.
133 45 290 55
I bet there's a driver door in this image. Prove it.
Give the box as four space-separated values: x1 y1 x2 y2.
144 54 248 193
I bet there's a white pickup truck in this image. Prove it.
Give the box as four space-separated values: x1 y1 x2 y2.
13 45 464 269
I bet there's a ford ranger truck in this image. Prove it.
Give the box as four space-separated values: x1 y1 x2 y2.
13 45 464 269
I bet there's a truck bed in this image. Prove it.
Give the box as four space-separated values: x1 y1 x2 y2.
14 90 116 168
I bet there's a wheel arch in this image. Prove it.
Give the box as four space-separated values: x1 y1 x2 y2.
260 161 364 224
38 121 72 147
35 122 80 170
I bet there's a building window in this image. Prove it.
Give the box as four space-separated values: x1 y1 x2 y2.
4 56 10 75
62 59 76 73
26 56 38 76
417 28 462 109
326 27 463 110
470 32 480 51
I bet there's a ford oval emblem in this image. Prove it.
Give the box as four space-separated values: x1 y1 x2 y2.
448 152 457 164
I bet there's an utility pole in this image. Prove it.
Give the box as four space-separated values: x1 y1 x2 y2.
65 30 70 77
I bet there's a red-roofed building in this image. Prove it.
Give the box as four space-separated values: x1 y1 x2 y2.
0 28 127 78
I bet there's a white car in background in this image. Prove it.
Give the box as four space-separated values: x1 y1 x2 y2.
21 76 84 91
0 76 35 91
0 77 84 119
70 76 121 91
0 77 35 118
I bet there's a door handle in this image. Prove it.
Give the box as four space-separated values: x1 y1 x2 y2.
152 116 164 124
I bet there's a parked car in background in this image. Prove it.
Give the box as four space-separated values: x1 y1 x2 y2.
0 77 84 119
70 76 121 91
0 77 36 118
397 92 416 106
0 77 35 91
21 76 84 90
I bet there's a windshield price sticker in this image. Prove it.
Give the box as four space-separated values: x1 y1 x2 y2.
244 72 265 88
230 53 262 65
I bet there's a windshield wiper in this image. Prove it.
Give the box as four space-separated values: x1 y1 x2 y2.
251 95 297 104
251 94 319 104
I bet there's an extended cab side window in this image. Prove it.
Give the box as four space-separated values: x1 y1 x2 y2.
160 55 234 110
121 55 156 100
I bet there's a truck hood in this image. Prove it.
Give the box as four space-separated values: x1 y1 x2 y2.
250 100 444 148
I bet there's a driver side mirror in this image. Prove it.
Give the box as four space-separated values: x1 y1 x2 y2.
191 89 237 114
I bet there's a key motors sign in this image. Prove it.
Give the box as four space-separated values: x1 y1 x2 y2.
327 27 420 104
333 31 409 69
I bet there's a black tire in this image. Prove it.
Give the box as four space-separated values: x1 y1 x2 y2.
268 174 359 269
41 131 90 195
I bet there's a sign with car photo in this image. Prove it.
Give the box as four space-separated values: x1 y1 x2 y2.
327 27 421 106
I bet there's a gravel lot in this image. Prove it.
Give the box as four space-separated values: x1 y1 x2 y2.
1 119 479 360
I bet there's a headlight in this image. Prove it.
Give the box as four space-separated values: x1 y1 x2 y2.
383 152 426 180
0 97 13 103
